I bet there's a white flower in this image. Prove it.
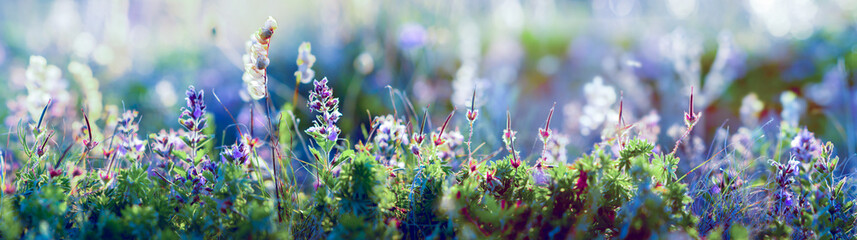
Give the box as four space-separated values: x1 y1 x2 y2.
740 93 764 127
580 77 618 136
780 91 805 127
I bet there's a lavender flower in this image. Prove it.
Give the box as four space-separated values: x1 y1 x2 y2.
771 158 800 217
150 130 177 159
306 77 341 142
790 128 820 162
532 161 552 186
532 167 550 186
220 135 256 165
179 86 208 144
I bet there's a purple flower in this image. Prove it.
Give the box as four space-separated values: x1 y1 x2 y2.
709 185 721 196
790 127 820 162
771 158 801 217
306 77 341 142
220 135 254 165
150 130 176 159
180 86 208 132
398 23 427 50
532 168 550 186
115 110 146 158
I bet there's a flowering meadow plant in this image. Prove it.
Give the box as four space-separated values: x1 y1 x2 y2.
0 11 856 240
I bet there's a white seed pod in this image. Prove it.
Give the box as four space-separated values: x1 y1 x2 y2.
246 81 266 100
255 55 269 70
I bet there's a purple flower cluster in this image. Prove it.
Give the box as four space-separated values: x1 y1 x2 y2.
116 110 146 158
180 167 213 196
434 128 463 160
150 130 180 159
771 158 800 217
373 115 409 157
179 86 208 134
220 135 256 165
306 77 341 142
790 128 820 162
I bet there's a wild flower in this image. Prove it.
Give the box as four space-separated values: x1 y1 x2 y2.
242 16 278 100
179 86 209 154
398 23 427 50
780 91 805 127
671 87 702 156
580 76 618 136
2 182 15 195
80 109 99 151
542 132 569 164
435 127 464 160
636 111 661 143
186 167 212 196
739 93 764 127
372 115 409 157
684 87 701 127
306 77 341 142
484 169 502 191
770 158 800 217
71 167 84 178
115 110 146 158
5 56 72 126
295 42 316 84
220 134 256 165
99 171 113 183
790 127 819 162
502 112 521 168
532 161 552 186
502 113 517 152
431 110 456 147
538 104 556 144
466 108 478 123
150 130 177 159
48 167 63 179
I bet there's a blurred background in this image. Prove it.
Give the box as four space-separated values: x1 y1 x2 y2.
1 0 857 168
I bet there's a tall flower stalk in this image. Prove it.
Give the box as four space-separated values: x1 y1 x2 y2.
671 86 702 156
466 90 478 167
241 16 286 222
242 17 278 100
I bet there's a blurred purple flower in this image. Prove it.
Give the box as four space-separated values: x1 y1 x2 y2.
790 128 820 162
398 23 427 50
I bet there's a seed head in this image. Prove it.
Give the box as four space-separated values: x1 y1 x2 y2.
684 86 701 127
